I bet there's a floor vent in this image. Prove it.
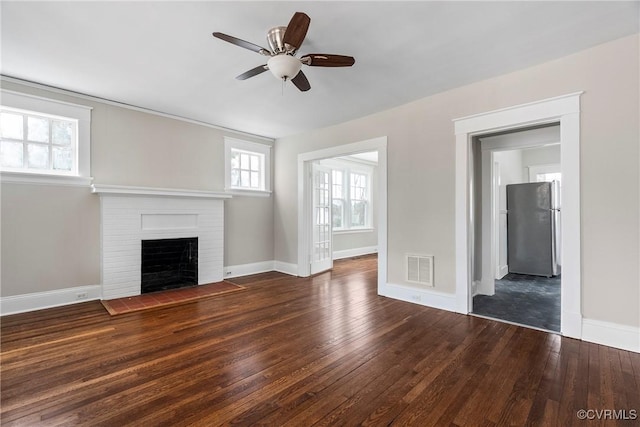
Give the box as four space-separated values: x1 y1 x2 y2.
407 254 434 287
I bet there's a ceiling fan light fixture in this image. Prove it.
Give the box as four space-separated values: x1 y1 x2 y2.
267 54 302 80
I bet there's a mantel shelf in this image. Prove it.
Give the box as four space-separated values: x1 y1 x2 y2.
91 184 232 199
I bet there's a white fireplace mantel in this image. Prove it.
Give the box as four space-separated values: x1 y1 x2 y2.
93 184 229 300
91 184 232 199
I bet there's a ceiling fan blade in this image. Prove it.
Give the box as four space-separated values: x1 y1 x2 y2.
283 12 310 51
213 32 271 56
236 65 269 80
301 54 355 67
291 71 311 92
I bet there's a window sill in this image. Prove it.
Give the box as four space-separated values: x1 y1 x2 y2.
226 188 272 198
333 228 375 234
0 171 93 187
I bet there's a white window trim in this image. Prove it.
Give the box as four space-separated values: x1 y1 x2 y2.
321 158 373 231
1 89 92 185
333 227 375 234
224 137 272 196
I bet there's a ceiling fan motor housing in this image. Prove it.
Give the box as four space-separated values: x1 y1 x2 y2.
267 26 289 53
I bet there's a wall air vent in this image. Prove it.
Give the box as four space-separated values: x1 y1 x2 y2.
406 254 434 287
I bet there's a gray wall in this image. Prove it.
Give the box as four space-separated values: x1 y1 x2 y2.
1 80 274 297
273 34 640 328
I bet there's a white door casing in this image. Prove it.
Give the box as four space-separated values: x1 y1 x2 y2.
297 137 387 293
454 92 583 339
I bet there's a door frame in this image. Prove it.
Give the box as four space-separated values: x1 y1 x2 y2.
454 92 583 339
297 136 387 291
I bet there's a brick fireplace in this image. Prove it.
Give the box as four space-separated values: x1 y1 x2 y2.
92 185 231 299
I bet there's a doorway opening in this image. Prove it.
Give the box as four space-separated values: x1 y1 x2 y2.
308 152 379 275
453 92 583 340
470 124 562 332
297 137 387 293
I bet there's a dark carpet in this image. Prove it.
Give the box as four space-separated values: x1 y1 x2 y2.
472 273 560 332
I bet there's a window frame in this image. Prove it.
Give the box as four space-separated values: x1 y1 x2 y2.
224 137 272 196
323 158 373 232
0 89 92 186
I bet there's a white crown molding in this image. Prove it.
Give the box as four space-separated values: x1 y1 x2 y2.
1 75 274 142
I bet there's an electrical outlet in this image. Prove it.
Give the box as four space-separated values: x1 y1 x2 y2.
225 271 232 276
76 292 88 300
411 294 422 302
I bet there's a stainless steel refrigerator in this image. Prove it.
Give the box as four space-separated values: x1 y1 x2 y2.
506 181 561 277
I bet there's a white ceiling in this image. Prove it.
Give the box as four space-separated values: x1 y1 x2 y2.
1 1 638 139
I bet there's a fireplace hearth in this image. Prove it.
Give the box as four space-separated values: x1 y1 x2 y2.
141 237 198 294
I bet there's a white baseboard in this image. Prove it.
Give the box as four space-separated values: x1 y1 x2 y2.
561 310 583 340
471 280 480 297
475 278 495 296
0 285 101 316
582 318 640 353
333 246 377 261
383 283 458 312
273 260 298 276
223 261 275 279
224 260 299 278
496 265 508 279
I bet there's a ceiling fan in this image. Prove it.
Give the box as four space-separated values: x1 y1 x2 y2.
213 12 355 92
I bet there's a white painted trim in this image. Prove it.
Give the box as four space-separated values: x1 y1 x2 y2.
497 265 509 279
1 88 92 179
91 184 231 199
582 319 640 353
274 261 298 276
333 246 377 261
1 172 93 187
453 92 583 339
224 137 272 193
224 260 300 278
0 285 101 316
297 136 388 297
453 92 582 133
1 75 274 142
225 189 272 197
1 88 93 113
224 261 275 279
471 281 480 297
384 283 458 313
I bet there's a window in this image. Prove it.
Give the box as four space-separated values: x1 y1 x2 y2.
0 90 91 184
329 162 372 231
528 163 560 184
536 172 561 184
224 137 271 195
1 109 76 173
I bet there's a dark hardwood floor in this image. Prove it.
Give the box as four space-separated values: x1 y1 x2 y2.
2 255 639 426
